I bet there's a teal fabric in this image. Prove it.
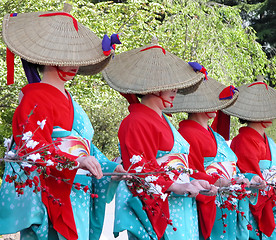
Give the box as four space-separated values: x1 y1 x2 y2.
0 96 118 240
114 114 199 240
0 163 48 238
200 129 238 240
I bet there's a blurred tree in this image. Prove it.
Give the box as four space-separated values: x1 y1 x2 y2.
213 0 276 85
215 0 276 56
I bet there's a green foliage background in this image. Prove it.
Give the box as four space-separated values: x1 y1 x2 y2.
0 0 275 177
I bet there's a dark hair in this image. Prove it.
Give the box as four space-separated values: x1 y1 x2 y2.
35 64 45 73
239 118 249 125
136 94 146 99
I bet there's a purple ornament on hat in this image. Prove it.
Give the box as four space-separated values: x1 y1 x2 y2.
219 85 238 100
102 34 121 56
188 62 208 80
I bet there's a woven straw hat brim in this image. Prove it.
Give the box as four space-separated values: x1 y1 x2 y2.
2 12 110 75
78 55 112 75
164 77 239 114
102 44 204 94
222 82 276 121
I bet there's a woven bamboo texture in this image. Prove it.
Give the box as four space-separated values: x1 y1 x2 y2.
2 11 111 75
223 79 276 121
102 43 204 94
165 77 239 113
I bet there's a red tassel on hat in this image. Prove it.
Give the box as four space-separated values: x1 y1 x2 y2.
6 48 15 85
199 67 208 80
120 93 140 104
212 85 239 140
211 110 230 141
219 85 237 100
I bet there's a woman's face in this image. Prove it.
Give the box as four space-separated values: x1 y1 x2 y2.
57 66 79 81
160 89 177 108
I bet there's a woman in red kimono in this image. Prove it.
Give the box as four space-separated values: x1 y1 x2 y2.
223 76 276 239
103 39 217 240
0 5 124 240
164 74 247 240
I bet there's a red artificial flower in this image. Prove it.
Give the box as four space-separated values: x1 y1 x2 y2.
26 179 33 187
167 219 173 225
83 186 89 193
56 177 62 184
5 174 10 182
74 182 81 190
231 178 237 185
17 189 24 195
247 224 253 231
29 165 37 172
33 176 39 186
45 167 51 175
90 194 99 198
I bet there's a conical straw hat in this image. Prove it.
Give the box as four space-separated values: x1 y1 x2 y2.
102 38 204 94
164 77 239 114
223 75 276 121
2 4 112 75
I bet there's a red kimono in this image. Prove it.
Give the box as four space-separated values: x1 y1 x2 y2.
119 103 175 239
178 120 219 239
231 126 275 237
13 83 78 240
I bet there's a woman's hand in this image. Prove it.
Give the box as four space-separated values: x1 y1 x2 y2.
235 176 250 187
250 175 266 189
191 179 218 196
111 164 130 181
167 182 199 197
167 180 217 198
214 178 231 187
76 156 103 179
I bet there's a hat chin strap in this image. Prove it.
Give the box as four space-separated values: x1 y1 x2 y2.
261 122 267 128
205 112 216 119
153 92 173 108
260 121 272 129
55 67 76 82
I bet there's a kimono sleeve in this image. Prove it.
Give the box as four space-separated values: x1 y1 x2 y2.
12 90 79 240
231 135 263 178
119 119 174 193
178 127 219 184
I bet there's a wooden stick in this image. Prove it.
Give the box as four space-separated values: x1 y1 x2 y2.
91 171 168 177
